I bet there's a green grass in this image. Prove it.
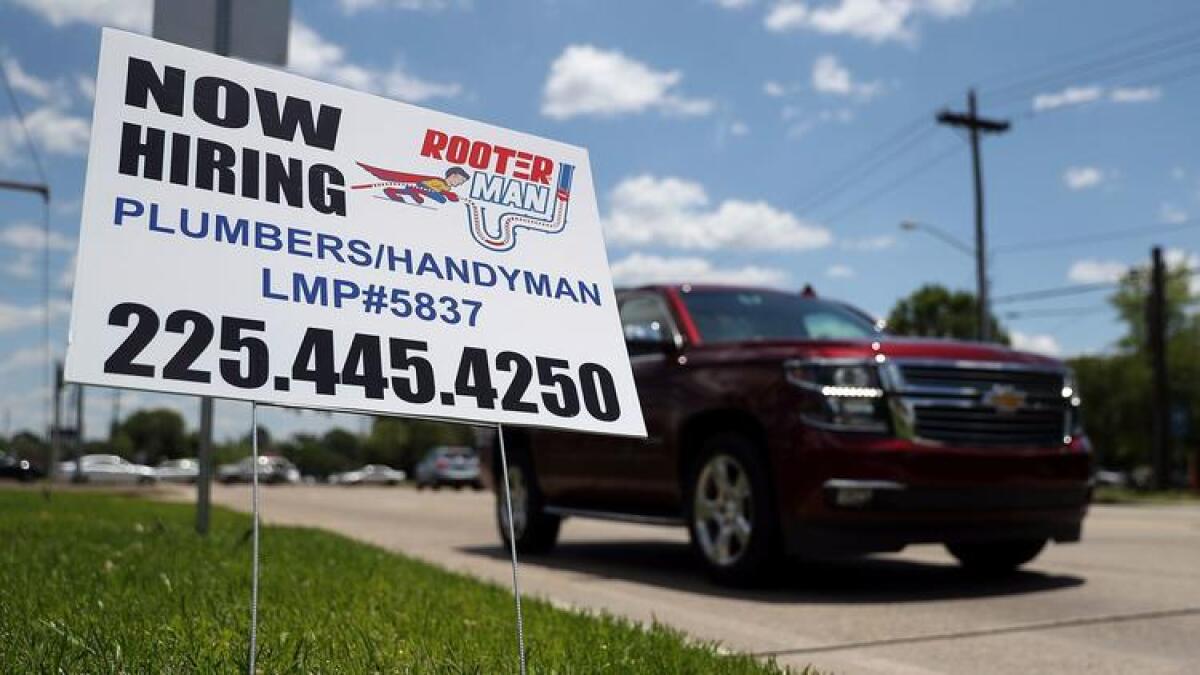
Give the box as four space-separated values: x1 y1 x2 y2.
1093 486 1200 505
0 489 800 674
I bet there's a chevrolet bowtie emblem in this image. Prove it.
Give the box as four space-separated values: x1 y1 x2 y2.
983 384 1027 414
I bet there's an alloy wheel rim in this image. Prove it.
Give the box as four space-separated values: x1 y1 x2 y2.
693 454 753 567
500 465 529 538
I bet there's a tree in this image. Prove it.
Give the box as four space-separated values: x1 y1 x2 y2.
1068 256 1200 475
886 284 1009 343
117 409 187 464
363 417 473 473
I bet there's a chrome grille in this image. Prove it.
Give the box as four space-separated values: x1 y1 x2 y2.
894 361 1068 447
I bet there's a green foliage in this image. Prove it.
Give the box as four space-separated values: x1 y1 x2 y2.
0 491 793 674
885 284 1009 344
364 418 474 473
1068 259 1200 471
116 408 187 464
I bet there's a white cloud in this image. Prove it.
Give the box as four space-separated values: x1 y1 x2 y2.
75 74 96 101
0 105 91 165
765 0 975 43
603 174 832 251
288 21 461 102
2 57 54 101
1062 166 1105 190
1011 331 1061 357
841 234 895 250
1110 86 1161 104
1068 259 1126 284
0 299 69 333
9 0 152 31
3 252 37 281
729 121 750 136
338 0 465 12
826 264 855 278
0 224 76 251
541 45 713 120
610 253 786 287
712 0 756 8
785 106 854 140
1032 85 1103 112
1165 248 1200 295
1160 203 1188 225
59 253 78 291
0 346 47 374
763 80 788 97
811 53 881 99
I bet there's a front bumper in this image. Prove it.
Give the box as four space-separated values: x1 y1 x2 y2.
775 433 1092 556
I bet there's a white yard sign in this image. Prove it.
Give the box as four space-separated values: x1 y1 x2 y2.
65 29 645 438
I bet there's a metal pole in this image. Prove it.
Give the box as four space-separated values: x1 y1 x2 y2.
196 398 213 534
1149 247 1171 490
496 425 527 675
248 401 261 674
967 89 990 342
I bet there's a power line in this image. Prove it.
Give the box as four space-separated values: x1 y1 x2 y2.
992 219 1200 255
817 143 964 225
1001 305 1111 319
0 63 48 186
794 117 936 215
992 281 1117 305
994 267 1200 305
975 13 1200 92
984 27 1200 106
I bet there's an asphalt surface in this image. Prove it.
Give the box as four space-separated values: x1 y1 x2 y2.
191 484 1200 674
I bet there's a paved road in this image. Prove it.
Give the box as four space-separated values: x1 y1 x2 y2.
195 485 1200 674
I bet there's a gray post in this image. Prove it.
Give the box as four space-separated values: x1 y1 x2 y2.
936 89 1009 342
1148 247 1171 490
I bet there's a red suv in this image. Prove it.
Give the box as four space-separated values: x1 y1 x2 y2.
481 285 1091 585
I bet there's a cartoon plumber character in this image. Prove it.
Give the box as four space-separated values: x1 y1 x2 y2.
353 163 470 206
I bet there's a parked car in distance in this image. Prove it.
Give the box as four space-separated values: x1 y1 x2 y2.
0 452 43 482
58 454 157 485
155 458 200 484
415 447 483 490
480 284 1092 585
217 456 300 484
333 464 406 486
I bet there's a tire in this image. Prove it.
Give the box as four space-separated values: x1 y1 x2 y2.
495 440 560 555
946 539 1047 575
684 432 779 586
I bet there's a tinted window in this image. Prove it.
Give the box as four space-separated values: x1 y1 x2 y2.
620 295 675 343
681 290 878 343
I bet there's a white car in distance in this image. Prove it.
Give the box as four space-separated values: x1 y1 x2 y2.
59 454 157 485
335 464 406 486
155 458 200 484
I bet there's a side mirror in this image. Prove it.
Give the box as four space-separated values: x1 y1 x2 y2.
625 336 678 357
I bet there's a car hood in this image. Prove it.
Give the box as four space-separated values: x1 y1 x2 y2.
695 336 1063 368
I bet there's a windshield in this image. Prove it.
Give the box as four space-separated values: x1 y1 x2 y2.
680 289 879 343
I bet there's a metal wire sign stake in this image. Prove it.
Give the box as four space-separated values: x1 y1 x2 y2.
496 424 528 675
248 403 261 674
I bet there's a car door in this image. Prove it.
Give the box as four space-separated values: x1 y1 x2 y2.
595 291 684 513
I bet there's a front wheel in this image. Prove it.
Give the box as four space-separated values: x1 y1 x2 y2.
685 433 779 586
496 449 560 555
946 539 1047 575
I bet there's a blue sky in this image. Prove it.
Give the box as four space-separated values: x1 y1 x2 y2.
1 0 1198 440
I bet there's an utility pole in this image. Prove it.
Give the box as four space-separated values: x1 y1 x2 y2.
1148 246 1171 490
937 89 1009 342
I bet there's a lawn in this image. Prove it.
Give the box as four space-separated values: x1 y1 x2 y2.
0 489 799 674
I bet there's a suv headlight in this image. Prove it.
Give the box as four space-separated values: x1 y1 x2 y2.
1062 369 1084 438
785 361 889 433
